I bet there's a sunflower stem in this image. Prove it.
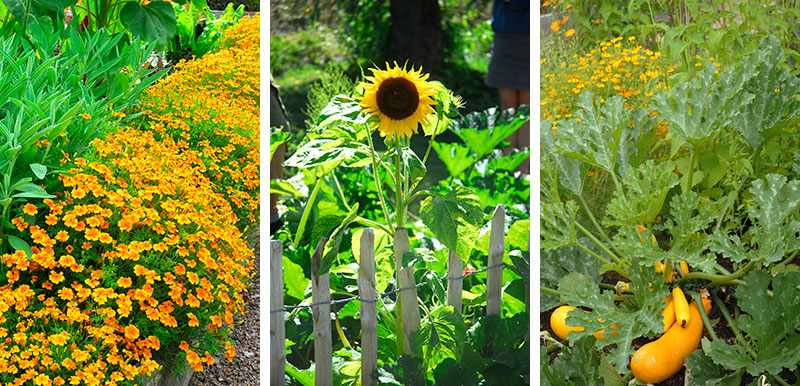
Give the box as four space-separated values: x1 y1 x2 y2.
394 136 406 229
367 126 393 227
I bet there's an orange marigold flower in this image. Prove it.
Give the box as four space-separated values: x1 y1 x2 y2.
49 271 65 284
123 325 140 340
23 203 38 216
117 277 132 288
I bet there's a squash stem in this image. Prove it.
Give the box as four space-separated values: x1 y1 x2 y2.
575 222 622 265
712 296 757 360
690 292 717 341
678 261 756 285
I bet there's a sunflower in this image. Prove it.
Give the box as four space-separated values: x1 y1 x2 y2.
359 62 437 140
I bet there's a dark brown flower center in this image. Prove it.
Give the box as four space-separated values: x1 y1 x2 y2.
376 77 419 120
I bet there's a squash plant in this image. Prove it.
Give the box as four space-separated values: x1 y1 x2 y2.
541 35 800 385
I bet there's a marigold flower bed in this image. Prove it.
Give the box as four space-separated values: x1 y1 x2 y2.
0 14 260 386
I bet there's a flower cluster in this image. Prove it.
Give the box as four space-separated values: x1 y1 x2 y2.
139 14 260 232
542 36 672 123
0 14 259 386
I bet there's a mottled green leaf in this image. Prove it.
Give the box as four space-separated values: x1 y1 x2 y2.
431 141 475 178
542 336 604 386
604 160 679 227
451 105 529 160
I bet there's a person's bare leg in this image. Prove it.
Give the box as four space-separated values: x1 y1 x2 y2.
499 88 519 155
517 90 530 173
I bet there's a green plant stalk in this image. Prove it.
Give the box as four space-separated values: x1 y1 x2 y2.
575 222 623 264
354 216 393 236
678 260 756 284
577 194 617 253
712 296 758 360
293 178 323 248
690 292 718 341
366 126 393 227
421 109 443 166
707 279 746 289
394 136 405 229
334 310 351 348
541 286 567 298
684 148 696 193
330 171 352 212
714 175 746 234
574 242 612 267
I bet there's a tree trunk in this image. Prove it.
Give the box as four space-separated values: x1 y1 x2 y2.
388 0 445 73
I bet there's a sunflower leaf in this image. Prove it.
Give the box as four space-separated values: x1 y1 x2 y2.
420 187 482 261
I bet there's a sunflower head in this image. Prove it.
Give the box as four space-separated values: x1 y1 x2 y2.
358 62 437 140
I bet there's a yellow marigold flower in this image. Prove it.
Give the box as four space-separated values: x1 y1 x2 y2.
550 21 560 31
359 62 437 140
565 29 575 37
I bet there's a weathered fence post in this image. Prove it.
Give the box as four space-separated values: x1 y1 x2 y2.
270 241 285 386
311 238 332 386
487 205 505 316
357 229 378 386
393 228 421 355
447 250 463 313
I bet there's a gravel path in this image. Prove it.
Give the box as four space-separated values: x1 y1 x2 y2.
189 241 260 386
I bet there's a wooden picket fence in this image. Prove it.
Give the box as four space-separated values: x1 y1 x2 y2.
271 205 524 386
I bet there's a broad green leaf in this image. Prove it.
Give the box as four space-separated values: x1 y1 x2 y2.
552 93 637 178
270 180 307 199
431 141 474 178
412 306 466 372
746 174 800 264
12 182 54 199
598 353 626 386
610 225 668 268
285 362 315 386
314 94 370 135
451 105 529 160
663 191 718 272
540 241 603 312
400 147 426 192
283 138 365 169
705 271 800 376
29 163 46 179
734 35 800 149
708 232 749 263
317 204 359 276
6 235 32 258
541 336 604 386
270 128 291 162
120 1 177 45
432 358 480 386
419 187 482 260
506 219 529 251
485 148 529 174
564 263 667 373
541 199 578 251
283 254 309 301
351 228 394 293
541 120 582 196
604 160 679 227
686 348 743 386
653 62 753 148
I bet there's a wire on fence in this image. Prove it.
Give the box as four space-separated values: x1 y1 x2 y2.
270 262 513 314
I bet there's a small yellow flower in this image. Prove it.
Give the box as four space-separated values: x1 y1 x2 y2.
565 29 575 37
550 21 560 32
79 113 92 120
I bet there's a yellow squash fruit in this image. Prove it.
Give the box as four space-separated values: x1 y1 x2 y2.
550 305 584 340
680 260 690 275
661 296 675 332
631 298 712 384
550 306 621 341
672 287 690 327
